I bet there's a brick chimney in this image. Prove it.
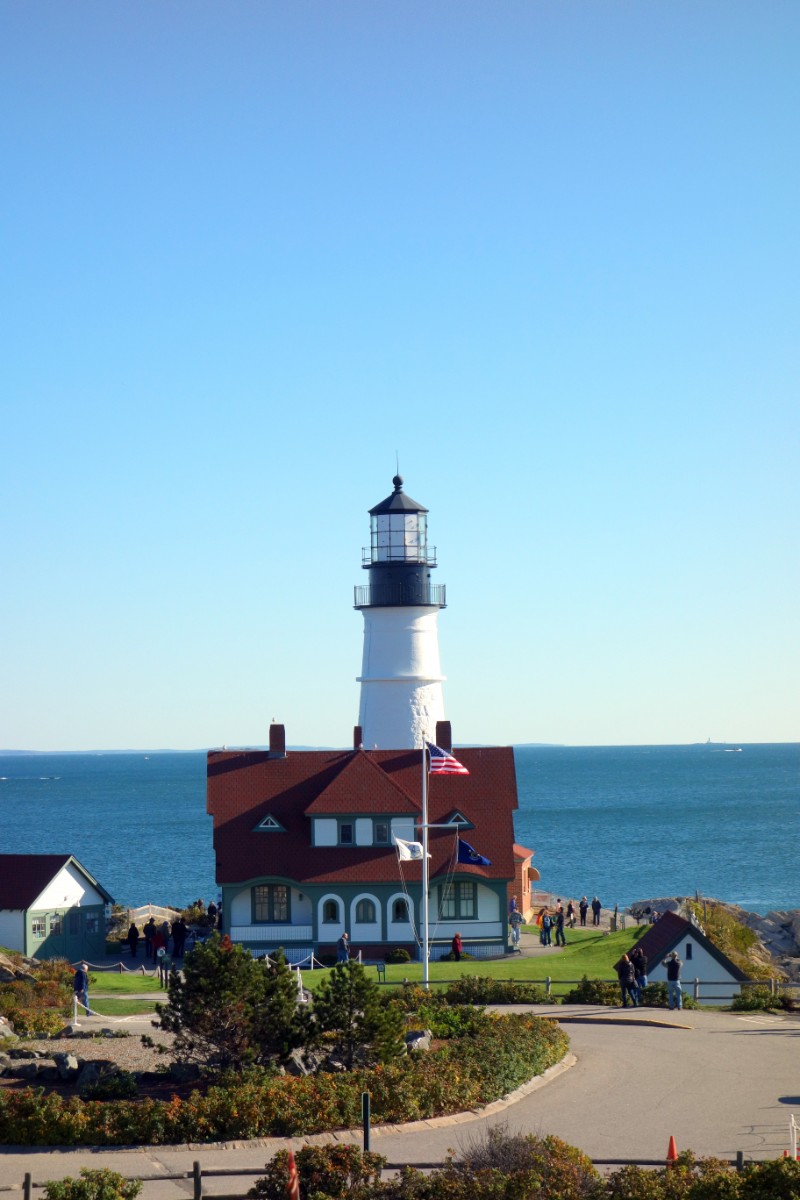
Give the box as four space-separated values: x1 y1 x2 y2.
269 723 286 758
435 720 452 751
353 725 364 750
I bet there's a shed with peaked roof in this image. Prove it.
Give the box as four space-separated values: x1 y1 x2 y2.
0 854 113 961
633 911 748 1005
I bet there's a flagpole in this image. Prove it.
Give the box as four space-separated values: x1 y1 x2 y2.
421 742 430 990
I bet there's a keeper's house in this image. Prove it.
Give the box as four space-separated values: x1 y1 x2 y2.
208 723 523 962
0 854 113 961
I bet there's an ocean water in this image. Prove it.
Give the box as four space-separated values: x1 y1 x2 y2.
0 743 797 914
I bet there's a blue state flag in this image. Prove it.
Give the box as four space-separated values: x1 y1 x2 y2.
457 839 492 866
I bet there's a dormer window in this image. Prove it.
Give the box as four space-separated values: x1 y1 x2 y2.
374 821 389 844
339 822 354 845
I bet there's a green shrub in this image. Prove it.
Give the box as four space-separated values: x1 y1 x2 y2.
79 1071 139 1101
249 1145 386 1200
731 987 775 1012
445 977 550 1005
2 1008 66 1036
454 1124 603 1199
42 1170 141 1200
563 976 619 1006
385 948 411 964
0 1013 569 1145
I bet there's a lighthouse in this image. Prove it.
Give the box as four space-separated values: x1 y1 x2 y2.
354 475 447 750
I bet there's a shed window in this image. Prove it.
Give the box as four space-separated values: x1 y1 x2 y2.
686 943 693 960
32 918 45 939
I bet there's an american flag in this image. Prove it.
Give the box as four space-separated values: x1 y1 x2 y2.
427 742 470 775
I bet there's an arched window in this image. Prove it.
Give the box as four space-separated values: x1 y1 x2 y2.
355 898 376 923
322 899 340 924
392 898 410 922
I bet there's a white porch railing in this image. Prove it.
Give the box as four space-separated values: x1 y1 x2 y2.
431 921 503 939
231 924 312 942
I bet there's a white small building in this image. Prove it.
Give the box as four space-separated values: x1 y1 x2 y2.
0 854 113 961
633 910 748 1005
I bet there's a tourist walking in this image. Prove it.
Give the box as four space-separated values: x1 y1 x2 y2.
509 909 523 950
663 951 683 1009
337 932 350 962
451 932 463 961
579 896 588 926
555 905 567 947
566 899 575 928
73 962 90 1013
615 954 638 1007
541 910 552 945
591 896 602 926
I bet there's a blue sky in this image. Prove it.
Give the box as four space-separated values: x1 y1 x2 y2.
2 2 798 750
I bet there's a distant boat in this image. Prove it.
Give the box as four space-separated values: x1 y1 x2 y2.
723 748 743 753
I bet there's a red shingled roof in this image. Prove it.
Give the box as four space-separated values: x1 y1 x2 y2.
0 854 112 910
208 745 518 887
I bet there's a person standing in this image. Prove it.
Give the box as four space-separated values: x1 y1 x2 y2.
337 932 350 963
172 916 187 958
663 951 683 1009
566 900 575 928
509 894 518 915
591 896 602 927
451 932 463 961
73 962 90 1013
554 905 567 947
615 954 638 1007
143 917 157 961
509 909 523 951
630 946 649 1004
127 923 140 959
541 910 552 946
579 897 588 926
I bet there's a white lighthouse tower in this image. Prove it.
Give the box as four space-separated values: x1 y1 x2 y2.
355 476 447 750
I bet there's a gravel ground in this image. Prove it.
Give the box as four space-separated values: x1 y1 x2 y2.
4 1024 175 1075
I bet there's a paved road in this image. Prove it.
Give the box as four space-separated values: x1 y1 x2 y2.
2 1007 798 1198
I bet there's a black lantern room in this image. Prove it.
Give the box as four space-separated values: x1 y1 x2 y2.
353 476 447 609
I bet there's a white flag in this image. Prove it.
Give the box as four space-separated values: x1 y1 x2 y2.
393 836 425 861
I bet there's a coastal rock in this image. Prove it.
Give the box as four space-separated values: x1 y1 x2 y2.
54 1052 80 1081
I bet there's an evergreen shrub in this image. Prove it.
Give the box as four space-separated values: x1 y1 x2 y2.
385 948 411 964
563 976 619 1006
731 987 775 1012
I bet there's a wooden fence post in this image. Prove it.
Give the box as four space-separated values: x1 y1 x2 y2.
193 1160 202 1200
23 1173 32 1200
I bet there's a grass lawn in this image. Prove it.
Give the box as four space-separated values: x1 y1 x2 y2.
298 927 643 996
89 999 161 1016
87 971 164 995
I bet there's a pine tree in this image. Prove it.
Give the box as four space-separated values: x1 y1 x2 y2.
151 934 268 1073
311 960 405 1069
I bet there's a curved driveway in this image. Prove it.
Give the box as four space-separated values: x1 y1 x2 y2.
1 1006 798 1197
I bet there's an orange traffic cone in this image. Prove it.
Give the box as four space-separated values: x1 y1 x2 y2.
666 1136 678 1165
